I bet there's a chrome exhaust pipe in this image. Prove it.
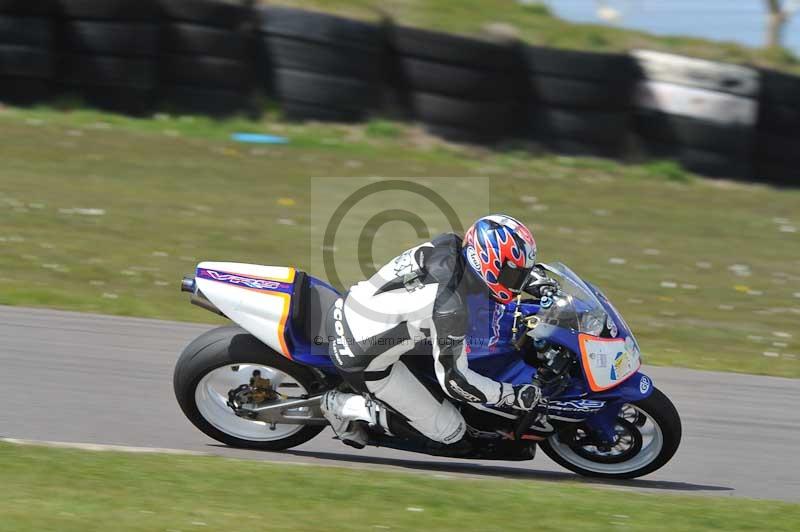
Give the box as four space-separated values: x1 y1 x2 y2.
191 291 225 317
180 275 195 293
180 275 225 317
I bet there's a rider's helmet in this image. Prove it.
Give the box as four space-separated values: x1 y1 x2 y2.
462 214 537 304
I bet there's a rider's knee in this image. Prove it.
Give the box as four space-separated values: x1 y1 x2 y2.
427 402 466 444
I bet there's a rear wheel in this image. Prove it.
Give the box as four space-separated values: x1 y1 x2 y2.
174 326 328 450
540 387 681 479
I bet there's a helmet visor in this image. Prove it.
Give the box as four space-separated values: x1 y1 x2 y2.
497 263 533 294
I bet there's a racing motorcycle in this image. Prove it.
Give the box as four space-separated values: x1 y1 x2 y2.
174 261 681 479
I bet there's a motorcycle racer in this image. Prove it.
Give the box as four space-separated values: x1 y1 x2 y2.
321 214 547 449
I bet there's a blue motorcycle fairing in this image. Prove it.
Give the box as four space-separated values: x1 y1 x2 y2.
463 292 522 356
458 293 653 439
281 273 653 439
282 275 339 372
470 370 653 422
579 371 654 441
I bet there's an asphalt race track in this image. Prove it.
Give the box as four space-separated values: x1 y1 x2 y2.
1 305 797 501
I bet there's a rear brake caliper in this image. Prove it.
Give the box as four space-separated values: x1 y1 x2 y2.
227 370 280 418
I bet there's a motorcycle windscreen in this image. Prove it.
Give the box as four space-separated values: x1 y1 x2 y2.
578 334 641 392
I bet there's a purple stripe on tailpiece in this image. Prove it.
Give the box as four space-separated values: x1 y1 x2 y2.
197 268 294 294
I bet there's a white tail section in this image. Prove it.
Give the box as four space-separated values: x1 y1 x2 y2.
194 262 295 359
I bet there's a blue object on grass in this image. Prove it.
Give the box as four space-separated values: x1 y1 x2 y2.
231 133 289 144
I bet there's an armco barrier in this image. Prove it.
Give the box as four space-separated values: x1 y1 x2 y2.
0 0 797 186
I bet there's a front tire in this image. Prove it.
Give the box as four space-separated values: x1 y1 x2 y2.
174 326 327 450
540 387 681 479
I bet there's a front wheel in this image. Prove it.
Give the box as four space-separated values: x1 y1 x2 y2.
174 326 328 450
540 387 681 479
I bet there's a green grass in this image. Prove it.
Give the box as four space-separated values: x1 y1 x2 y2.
1 442 798 532
265 0 800 73
1 104 799 378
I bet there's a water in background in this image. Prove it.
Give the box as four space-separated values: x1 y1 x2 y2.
542 0 800 56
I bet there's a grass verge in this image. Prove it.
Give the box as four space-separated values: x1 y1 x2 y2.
1 442 798 532
0 105 799 377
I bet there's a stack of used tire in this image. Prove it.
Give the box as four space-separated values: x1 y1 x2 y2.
258 6 384 122
632 50 760 180
56 0 160 114
390 25 522 143
159 0 254 116
524 46 640 157
754 70 800 186
0 0 55 105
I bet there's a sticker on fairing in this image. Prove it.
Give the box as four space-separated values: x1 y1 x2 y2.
578 334 641 392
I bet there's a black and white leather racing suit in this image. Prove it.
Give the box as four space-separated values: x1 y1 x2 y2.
327 233 522 444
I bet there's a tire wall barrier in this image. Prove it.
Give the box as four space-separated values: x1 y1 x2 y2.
525 46 639 158
390 25 524 142
0 0 56 104
0 0 797 186
756 70 800 185
160 0 255 116
258 6 384 122
631 50 760 180
57 0 161 115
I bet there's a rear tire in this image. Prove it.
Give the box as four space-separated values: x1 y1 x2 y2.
540 388 681 479
174 326 327 451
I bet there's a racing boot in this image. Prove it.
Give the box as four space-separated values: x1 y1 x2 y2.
320 390 373 449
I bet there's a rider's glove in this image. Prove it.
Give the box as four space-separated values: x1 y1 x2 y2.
496 383 542 411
